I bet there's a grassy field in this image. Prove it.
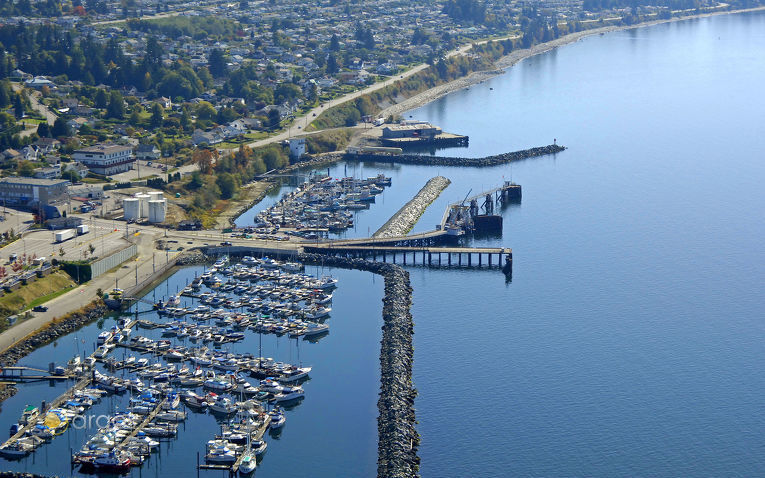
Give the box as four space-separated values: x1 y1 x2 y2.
0 270 77 318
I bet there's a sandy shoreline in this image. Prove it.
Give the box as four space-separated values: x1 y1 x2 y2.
379 6 765 118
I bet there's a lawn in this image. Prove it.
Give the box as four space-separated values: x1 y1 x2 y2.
0 270 77 318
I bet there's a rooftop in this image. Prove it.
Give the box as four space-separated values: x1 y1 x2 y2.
74 144 133 154
0 177 69 186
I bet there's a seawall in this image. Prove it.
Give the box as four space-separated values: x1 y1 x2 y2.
346 143 565 167
374 176 451 238
298 253 420 478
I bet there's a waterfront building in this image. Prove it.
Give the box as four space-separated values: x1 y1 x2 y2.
0 177 69 207
73 144 134 176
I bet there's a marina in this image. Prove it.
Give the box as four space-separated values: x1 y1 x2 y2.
2 11 763 478
0 254 370 476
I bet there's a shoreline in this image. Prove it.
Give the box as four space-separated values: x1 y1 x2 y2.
379 6 765 119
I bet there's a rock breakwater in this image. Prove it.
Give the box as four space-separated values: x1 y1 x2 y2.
374 176 450 238
298 253 420 478
176 250 211 266
347 143 566 167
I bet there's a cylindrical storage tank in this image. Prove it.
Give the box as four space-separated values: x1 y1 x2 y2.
148 191 164 201
135 194 150 218
123 198 140 221
148 199 166 223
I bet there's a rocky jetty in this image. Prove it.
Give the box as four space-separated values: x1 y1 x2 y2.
374 176 450 238
176 250 211 265
347 143 566 167
298 254 420 478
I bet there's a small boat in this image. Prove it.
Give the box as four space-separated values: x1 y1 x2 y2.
239 449 257 474
205 444 237 464
268 407 286 429
208 396 237 414
93 451 131 473
303 323 329 337
181 391 208 408
0 442 31 458
97 331 113 345
156 410 186 422
164 349 185 361
18 405 39 425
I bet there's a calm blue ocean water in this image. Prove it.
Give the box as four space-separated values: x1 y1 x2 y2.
2 11 764 477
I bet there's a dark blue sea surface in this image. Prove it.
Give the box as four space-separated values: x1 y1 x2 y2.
2 10 765 477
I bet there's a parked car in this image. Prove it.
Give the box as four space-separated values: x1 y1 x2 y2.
32 306 48 312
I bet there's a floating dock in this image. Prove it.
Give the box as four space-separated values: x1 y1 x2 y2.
1 375 92 450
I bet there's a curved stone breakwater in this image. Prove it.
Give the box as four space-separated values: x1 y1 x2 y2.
298 253 420 478
346 143 566 167
374 176 451 238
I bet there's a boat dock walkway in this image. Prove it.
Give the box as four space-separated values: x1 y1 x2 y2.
197 414 272 473
114 397 167 452
0 366 73 382
1 375 92 449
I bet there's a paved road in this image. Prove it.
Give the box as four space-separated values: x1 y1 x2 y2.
12 84 57 126
0 223 181 353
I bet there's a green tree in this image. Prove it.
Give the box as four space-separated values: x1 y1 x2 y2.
150 102 164 128
208 48 227 78
61 169 80 182
329 33 340 51
195 101 217 122
94 88 108 108
13 93 24 119
36 121 51 137
51 117 71 137
17 161 35 177
106 90 125 119
267 108 281 129
345 108 361 126
216 172 236 199
327 53 339 74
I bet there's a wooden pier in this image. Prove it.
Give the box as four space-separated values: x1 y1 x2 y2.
0 366 72 382
197 414 272 474
114 397 166 451
1 376 92 450
304 244 512 268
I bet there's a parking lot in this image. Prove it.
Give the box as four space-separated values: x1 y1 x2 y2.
1 222 132 264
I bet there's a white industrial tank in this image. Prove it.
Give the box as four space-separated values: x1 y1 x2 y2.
148 199 166 223
123 198 140 221
135 193 151 218
148 191 164 201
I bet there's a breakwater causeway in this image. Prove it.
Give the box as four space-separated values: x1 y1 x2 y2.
374 176 451 238
346 143 565 167
299 253 419 477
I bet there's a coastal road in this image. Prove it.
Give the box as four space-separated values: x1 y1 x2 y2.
242 34 514 151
